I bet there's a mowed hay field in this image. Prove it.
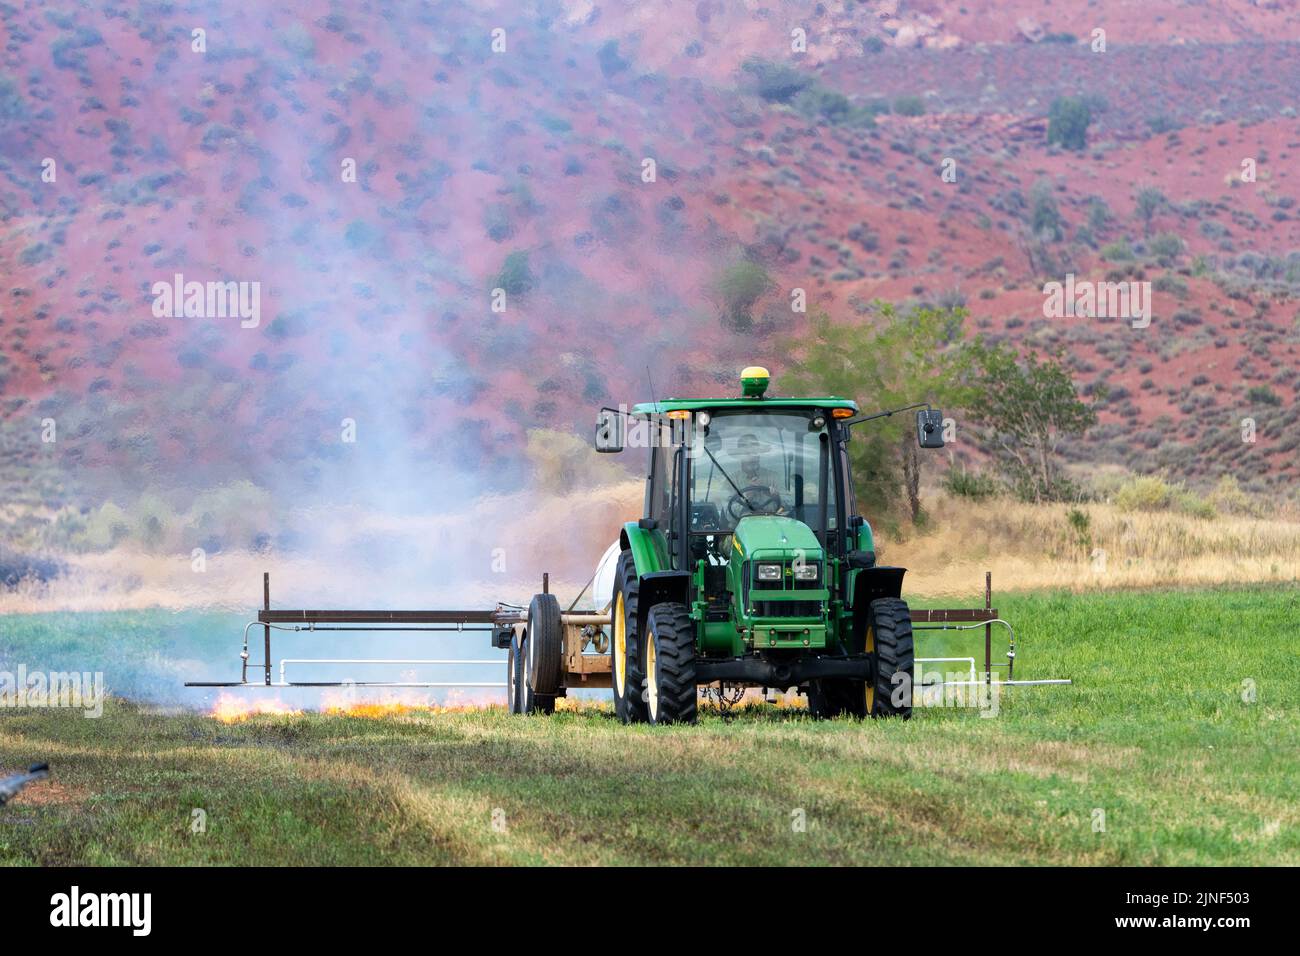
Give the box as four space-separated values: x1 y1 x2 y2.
1 588 1297 866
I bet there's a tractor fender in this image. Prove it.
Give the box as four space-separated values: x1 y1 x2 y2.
621 521 667 577
852 565 907 607
635 570 691 640
849 566 907 653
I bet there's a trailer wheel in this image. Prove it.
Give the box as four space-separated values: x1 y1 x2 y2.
526 592 563 696
507 632 523 714
518 635 555 715
612 550 648 724
642 602 698 725
864 597 914 719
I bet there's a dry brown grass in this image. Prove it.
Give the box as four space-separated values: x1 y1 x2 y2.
890 491 1300 598
6 481 1300 612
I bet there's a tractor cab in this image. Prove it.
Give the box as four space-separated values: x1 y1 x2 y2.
644 402 847 624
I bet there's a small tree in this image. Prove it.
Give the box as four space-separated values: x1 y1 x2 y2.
962 341 1097 502
1047 96 1091 151
783 303 969 523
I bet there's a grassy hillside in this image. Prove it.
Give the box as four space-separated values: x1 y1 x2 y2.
1 587 1296 865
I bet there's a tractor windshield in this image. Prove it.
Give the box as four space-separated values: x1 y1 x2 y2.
689 409 836 535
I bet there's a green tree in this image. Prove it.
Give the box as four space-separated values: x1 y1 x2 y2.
783 303 970 523
962 341 1097 502
1046 96 1091 151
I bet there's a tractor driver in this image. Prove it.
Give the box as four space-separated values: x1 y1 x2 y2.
732 432 786 518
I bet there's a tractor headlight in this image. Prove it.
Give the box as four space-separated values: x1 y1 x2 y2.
756 563 782 582
793 563 819 582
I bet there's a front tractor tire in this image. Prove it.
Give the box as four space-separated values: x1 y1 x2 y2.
642 603 698 725
807 597 914 720
611 551 649 724
864 597 914 719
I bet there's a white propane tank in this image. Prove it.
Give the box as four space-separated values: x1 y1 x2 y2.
591 541 622 613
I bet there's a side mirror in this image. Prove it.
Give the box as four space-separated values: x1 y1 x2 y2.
595 408 624 453
916 409 944 449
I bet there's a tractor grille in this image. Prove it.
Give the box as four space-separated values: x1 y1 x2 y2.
744 561 823 619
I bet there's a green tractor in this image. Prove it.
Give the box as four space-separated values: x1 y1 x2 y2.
592 366 946 724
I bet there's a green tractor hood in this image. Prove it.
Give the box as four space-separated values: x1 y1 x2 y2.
732 515 822 560
730 515 829 648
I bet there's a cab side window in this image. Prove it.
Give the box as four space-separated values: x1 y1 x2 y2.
648 439 672 528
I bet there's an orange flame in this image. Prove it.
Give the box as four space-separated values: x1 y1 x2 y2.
322 700 508 718
210 693 304 723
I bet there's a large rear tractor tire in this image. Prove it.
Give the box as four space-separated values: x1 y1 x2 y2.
864 597 914 719
611 551 649 724
642 602 698 725
519 634 556 715
526 592 563 696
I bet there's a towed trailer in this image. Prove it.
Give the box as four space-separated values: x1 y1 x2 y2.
185 570 1065 709
185 572 615 711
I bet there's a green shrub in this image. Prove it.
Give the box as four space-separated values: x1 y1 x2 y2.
1148 232 1184 259
1047 96 1091 150
1101 239 1135 262
942 466 1001 500
1114 475 1174 511
892 94 925 117
1174 491 1217 520
794 87 852 124
1066 507 1092 551
1208 475 1259 517
1247 384 1281 406
743 59 811 103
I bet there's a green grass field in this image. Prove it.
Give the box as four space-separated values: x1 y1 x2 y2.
1 587 1297 865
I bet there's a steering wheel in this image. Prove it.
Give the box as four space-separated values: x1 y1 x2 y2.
726 485 783 522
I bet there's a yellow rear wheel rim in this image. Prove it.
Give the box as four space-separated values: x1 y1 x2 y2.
864 624 875 712
614 592 627 695
646 630 659 719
